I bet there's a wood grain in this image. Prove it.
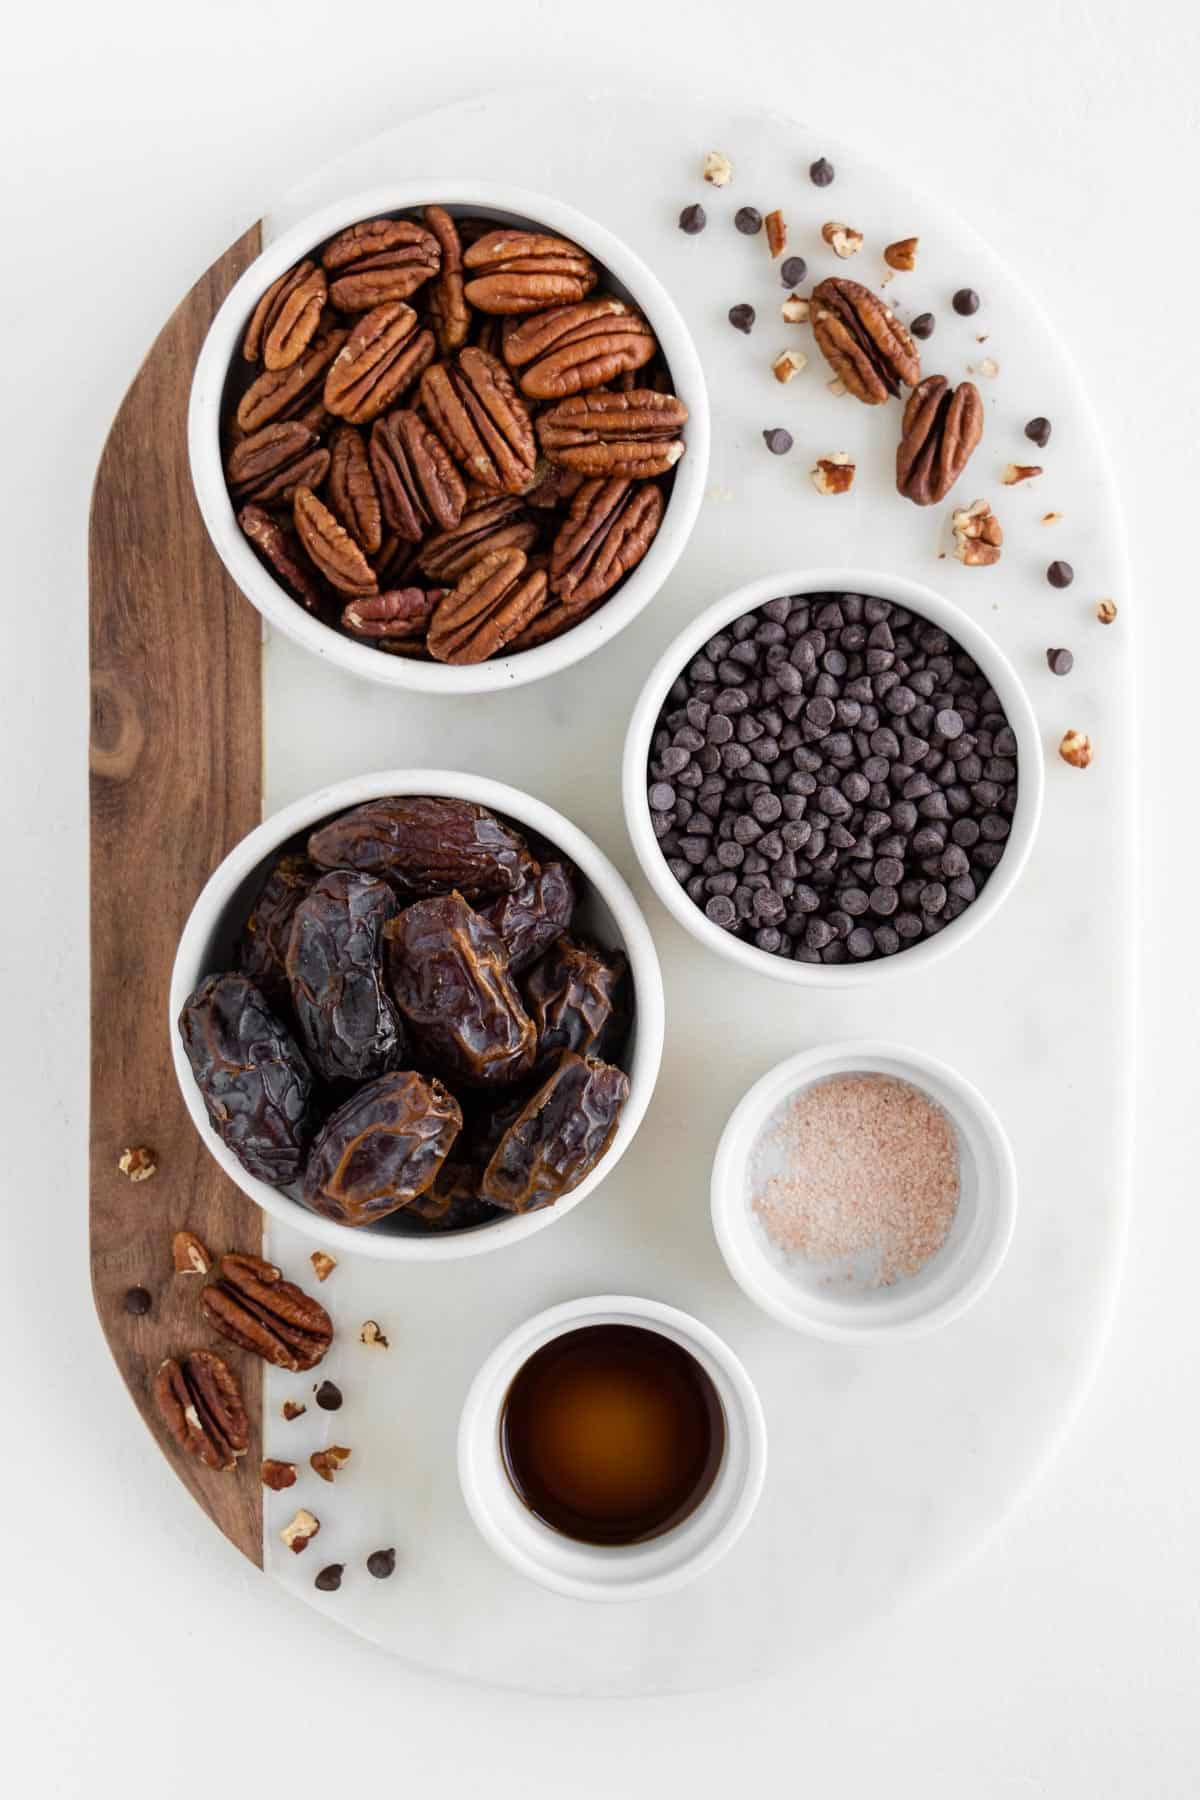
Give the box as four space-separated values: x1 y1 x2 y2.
89 224 266 1566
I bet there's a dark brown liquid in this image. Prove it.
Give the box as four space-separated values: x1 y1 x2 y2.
500 1324 726 1546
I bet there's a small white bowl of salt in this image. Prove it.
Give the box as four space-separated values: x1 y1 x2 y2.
710 1041 1017 1342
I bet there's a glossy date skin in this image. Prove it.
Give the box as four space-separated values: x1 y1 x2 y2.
239 854 315 1012
301 1069 463 1225
480 857 575 974
523 936 627 1064
385 891 536 1087
307 796 527 900
178 973 313 1187
286 870 403 1084
479 1050 629 1212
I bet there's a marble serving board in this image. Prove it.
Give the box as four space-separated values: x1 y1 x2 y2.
248 90 1132 1695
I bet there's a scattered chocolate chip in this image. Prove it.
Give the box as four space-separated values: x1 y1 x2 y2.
734 206 763 235
728 303 755 334
1046 647 1074 676
678 203 707 235
763 428 794 456
314 1563 344 1592
314 1380 343 1411
1047 561 1074 589
952 288 980 316
780 255 808 287
123 1285 152 1316
367 1547 396 1579
810 157 835 187
909 312 935 340
1025 416 1052 448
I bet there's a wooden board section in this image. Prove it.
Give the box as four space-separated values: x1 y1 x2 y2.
89 224 266 1566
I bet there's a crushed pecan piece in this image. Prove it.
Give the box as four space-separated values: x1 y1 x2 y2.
201 1253 333 1372
536 389 688 478
359 1319 389 1348
322 218 441 311
463 231 597 315
896 376 984 505
1096 599 1118 624
822 221 863 259
1003 462 1043 485
324 303 434 425
282 1399 307 1421
118 1146 157 1182
311 1446 353 1483
419 348 536 494
951 498 1004 565
502 298 656 400
239 506 325 612
427 548 548 664
703 151 733 186
310 1251 337 1283
781 294 809 324
549 478 664 606
153 1351 248 1473
172 1230 213 1276
1059 729 1093 768
811 453 856 495
293 487 377 598
261 1459 298 1491
281 1509 320 1553
884 237 918 272
369 408 467 541
765 210 787 257
772 348 807 383
810 277 920 404
243 260 327 371
225 422 329 506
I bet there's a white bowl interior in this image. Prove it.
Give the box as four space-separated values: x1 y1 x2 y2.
188 180 709 695
711 1043 1017 1341
457 1296 767 1602
169 770 664 1261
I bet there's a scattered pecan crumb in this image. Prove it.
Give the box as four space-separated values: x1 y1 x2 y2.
1042 511 1063 525
172 1230 213 1276
821 221 863 259
951 499 1003 565
826 376 848 397
1059 729 1093 769
1096 599 1118 624
261 1459 297 1491
281 1508 321 1553
310 1251 337 1283
360 1319 390 1348
282 1399 307 1421
310 1445 352 1484
972 357 1000 379
703 151 733 188
884 236 918 272
772 348 807 383
118 1146 157 1183
765 210 787 257
811 453 856 496
1002 463 1043 485
781 294 809 324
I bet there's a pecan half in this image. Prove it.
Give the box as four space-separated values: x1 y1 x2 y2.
324 303 435 426
236 328 346 434
225 422 329 506
201 1253 333 1372
427 548 549 663
243 260 327 371
508 595 603 652
326 425 382 554
536 389 688 478
153 1351 249 1473
549 478 664 606
321 218 440 311
502 298 657 400
239 505 325 611
369 408 467 541
896 376 983 505
293 487 377 597
424 205 470 355
418 494 538 582
373 532 422 590
463 230 597 314
810 277 920 404
341 588 435 644
419 348 536 494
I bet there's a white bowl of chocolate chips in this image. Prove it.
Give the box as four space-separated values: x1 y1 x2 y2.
623 568 1043 985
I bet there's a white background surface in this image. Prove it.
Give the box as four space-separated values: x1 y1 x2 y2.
2 0 1195 1793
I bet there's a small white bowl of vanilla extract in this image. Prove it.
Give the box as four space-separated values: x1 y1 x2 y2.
457 1296 767 1602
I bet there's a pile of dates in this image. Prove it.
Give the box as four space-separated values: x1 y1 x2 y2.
178 797 632 1232
223 205 688 664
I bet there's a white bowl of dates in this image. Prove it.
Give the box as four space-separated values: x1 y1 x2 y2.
189 182 708 693
169 770 664 1260
623 569 1043 986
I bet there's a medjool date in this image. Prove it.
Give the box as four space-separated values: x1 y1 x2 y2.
523 936 627 1064
385 891 536 1086
239 854 315 1011
479 1050 629 1212
286 870 403 1083
178 973 312 1187
307 796 527 899
480 857 575 973
302 1070 462 1225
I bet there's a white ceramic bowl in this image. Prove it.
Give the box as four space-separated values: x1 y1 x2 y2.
189 181 710 695
622 568 1044 987
711 1041 1017 1342
169 769 665 1261
457 1295 767 1601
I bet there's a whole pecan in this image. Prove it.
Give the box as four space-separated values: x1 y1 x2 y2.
153 1350 249 1473
419 348 536 494
463 230 597 314
424 205 470 355
326 425 382 554
502 298 657 400
293 487 378 598
418 494 538 583
225 422 329 506
324 303 435 426
236 327 346 434
549 477 664 606
201 1253 333 1372
342 587 436 644
369 408 468 541
536 389 688 478
242 259 327 371
239 505 325 611
427 548 549 663
810 277 921 404
321 217 441 311
896 375 983 505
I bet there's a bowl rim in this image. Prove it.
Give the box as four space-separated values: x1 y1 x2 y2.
168 768 665 1262
187 178 710 696
710 1038 1019 1342
621 565 1045 988
456 1293 768 1601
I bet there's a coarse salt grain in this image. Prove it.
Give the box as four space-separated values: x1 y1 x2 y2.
750 1073 960 1288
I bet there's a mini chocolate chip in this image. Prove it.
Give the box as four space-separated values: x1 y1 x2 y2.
1046 647 1074 676
315 1380 343 1411
315 1564 344 1592
780 255 808 288
367 1548 396 1579
935 708 964 740
123 1286 151 1316
910 312 935 340
1025 416 1051 448
810 157 835 187
952 288 980 315
763 427 794 455
679 203 707 235
648 782 676 810
735 206 763 234
705 894 737 929
847 927 874 958
729 303 755 334
1047 561 1074 589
